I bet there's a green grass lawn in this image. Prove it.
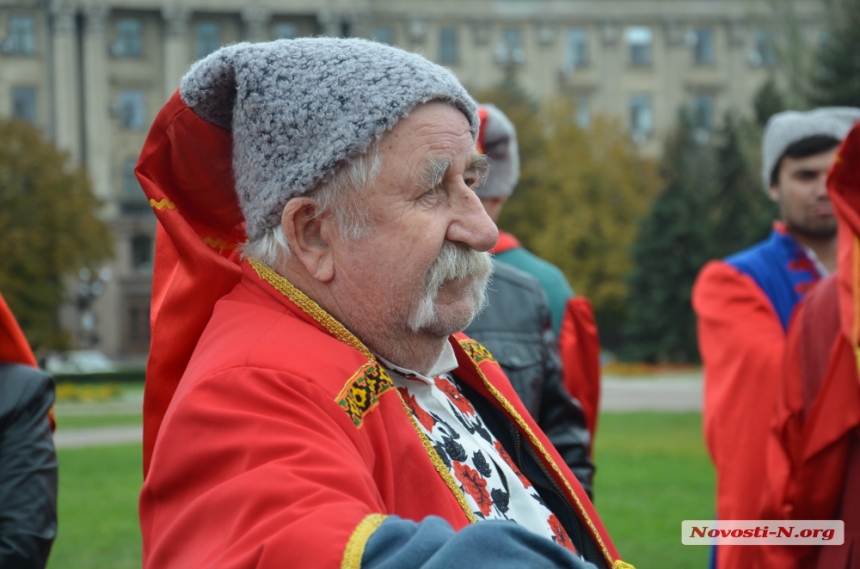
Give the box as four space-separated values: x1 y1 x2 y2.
46 412 714 568
55 414 143 430
595 412 715 569
48 445 142 569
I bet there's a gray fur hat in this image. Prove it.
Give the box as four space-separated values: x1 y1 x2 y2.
179 37 479 241
474 103 520 199
762 107 860 190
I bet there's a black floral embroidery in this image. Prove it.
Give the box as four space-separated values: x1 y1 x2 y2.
434 442 451 469
443 435 467 462
491 488 510 513
473 451 492 478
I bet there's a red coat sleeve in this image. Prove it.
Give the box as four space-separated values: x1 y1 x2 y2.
141 367 391 569
693 261 787 569
558 297 601 444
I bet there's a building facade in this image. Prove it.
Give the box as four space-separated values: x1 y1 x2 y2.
0 0 823 359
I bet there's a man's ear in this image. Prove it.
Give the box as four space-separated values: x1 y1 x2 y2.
767 183 780 203
281 198 335 282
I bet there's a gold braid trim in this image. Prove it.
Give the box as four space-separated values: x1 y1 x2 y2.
395 389 478 524
341 513 388 569
250 258 477 518
465 350 619 568
249 258 373 358
613 561 636 569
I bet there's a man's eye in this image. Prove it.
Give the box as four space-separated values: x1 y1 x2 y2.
426 186 440 196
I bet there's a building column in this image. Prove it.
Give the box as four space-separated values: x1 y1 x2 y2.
82 4 113 213
51 2 81 165
242 8 271 43
162 7 191 101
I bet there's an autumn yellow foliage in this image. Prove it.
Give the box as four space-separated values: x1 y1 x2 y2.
474 85 661 338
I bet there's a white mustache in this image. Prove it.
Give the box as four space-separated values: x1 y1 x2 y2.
408 243 492 333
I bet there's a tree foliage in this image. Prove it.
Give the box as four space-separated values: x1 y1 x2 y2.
0 119 113 351
809 0 860 106
753 78 788 128
622 113 715 362
473 83 661 349
622 112 776 362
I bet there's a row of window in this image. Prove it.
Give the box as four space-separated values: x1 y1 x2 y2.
2 14 780 70
6 86 147 129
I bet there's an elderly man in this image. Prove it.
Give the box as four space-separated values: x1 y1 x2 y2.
138 39 628 569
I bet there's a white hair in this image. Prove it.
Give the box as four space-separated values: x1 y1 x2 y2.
242 142 382 267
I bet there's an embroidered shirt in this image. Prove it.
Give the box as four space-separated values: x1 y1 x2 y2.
381 346 576 553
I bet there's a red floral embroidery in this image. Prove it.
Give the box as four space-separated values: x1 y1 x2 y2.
433 376 475 416
398 387 436 431
493 440 532 489
547 513 576 553
454 461 492 516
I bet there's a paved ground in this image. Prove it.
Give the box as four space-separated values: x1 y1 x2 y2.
600 373 703 412
52 373 704 448
54 425 142 449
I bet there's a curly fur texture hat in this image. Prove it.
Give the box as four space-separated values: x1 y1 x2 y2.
763 107 860 190
179 37 479 241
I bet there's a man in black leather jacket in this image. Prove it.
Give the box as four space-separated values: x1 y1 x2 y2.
0 294 58 569
465 261 594 496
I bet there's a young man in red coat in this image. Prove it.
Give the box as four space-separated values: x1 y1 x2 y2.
692 107 860 569
138 39 631 569
761 121 860 569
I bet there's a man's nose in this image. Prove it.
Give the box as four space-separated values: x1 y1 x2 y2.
814 173 830 199
446 186 499 252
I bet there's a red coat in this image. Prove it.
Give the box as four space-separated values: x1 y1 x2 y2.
761 124 860 569
692 262 787 569
140 259 624 568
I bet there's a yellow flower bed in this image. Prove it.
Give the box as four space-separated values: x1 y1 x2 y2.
56 382 121 403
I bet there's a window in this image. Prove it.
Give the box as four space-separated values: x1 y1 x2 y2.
118 90 146 129
272 22 298 40
124 295 151 353
373 26 394 45
131 235 154 271
752 29 776 67
122 158 144 200
575 95 590 129
195 21 221 59
438 28 458 64
502 28 524 64
630 94 653 138
12 88 36 123
113 18 142 57
626 26 652 67
5 16 35 55
565 28 589 69
692 94 715 132
692 28 714 65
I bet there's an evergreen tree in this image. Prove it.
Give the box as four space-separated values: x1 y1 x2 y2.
753 78 787 128
0 118 113 350
622 112 715 362
809 0 860 106
707 113 776 261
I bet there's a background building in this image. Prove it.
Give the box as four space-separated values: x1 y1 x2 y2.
0 0 824 360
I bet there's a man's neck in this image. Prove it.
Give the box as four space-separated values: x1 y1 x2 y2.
787 229 838 274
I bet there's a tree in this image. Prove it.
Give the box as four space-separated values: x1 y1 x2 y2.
0 118 113 351
622 112 715 362
707 113 776 261
753 78 788 128
808 0 860 106
528 100 660 349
